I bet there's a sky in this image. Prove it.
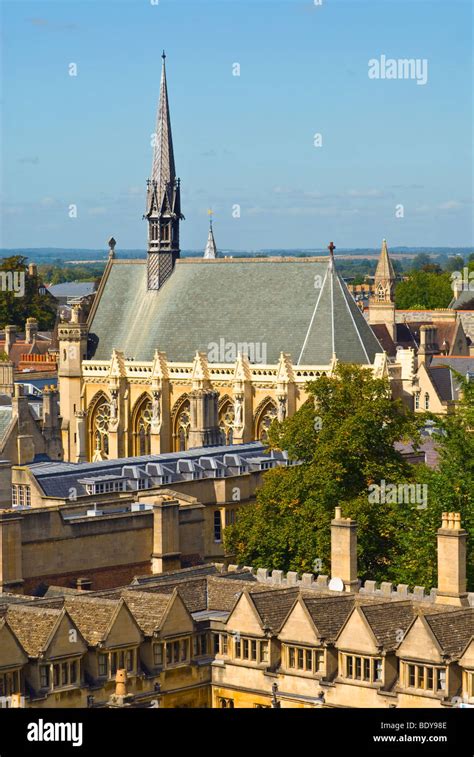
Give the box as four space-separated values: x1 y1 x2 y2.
1 0 473 252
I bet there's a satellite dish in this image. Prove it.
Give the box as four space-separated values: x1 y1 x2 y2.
328 577 345 592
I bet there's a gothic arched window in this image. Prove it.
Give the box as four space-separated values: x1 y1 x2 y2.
134 399 153 456
254 400 278 443
219 400 235 446
90 399 110 461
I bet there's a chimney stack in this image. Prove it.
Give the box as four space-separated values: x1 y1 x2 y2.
436 512 468 606
331 507 358 592
25 317 38 344
4 326 16 355
115 669 127 697
418 325 438 366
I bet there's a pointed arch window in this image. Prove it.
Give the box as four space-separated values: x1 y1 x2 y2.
134 399 153 456
254 401 278 443
173 400 190 452
90 399 110 461
219 400 235 446
376 284 386 302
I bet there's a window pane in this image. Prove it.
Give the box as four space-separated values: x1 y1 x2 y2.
363 658 371 681
297 649 304 669
251 640 257 661
260 642 268 663
289 648 295 668
426 667 433 690
355 657 362 680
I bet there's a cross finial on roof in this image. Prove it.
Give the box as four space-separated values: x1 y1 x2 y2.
162 50 166 61
328 241 336 258
208 208 213 229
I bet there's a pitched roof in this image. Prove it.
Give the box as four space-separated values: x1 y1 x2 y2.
206 575 258 612
424 608 474 658
121 590 172 636
427 365 456 402
62 596 122 645
6 605 62 657
301 594 356 641
89 258 382 365
250 588 299 632
450 288 474 310
359 601 416 650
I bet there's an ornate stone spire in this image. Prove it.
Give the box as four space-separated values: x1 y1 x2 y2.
151 51 176 201
145 52 183 291
203 211 217 259
374 238 396 302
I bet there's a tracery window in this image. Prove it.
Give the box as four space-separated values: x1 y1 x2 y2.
219 400 235 445
177 402 190 451
255 402 277 443
134 399 152 456
92 401 110 459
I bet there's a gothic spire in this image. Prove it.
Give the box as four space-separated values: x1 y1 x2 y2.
375 238 396 282
151 51 176 203
374 238 396 303
146 52 182 291
203 210 218 259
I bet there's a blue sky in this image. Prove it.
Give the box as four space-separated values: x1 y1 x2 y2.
1 0 472 251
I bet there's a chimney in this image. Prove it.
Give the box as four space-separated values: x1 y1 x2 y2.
436 512 468 606
25 317 38 344
418 325 438 366
4 326 16 355
331 507 358 592
115 669 127 697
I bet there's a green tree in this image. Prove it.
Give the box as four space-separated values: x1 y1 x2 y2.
395 271 453 309
225 364 426 580
0 256 56 329
393 374 474 589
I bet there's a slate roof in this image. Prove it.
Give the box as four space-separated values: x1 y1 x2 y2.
428 365 456 402
121 590 172 636
0 406 13 445
6 605 62 657
450 288 474 310
249 588 299 632
89 258 382 365
61 596 121 645
26 441 266 499
430 355 474 385
301 594 356 641
48 282 96 299
424 608 474 658
359 601 416 650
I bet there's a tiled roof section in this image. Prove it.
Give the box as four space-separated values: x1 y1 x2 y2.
129 578 208 614
424 608 474 658
301 595 356 641
6 605 62 656
370 324 397 357
89 259 382 365
428 366 455 402
62 596 120 645
0 406 13 445
395 320 460 353
250 588 299 632
359 601 416 650
121 590 171 636
450 288 474 310
206 575 264 612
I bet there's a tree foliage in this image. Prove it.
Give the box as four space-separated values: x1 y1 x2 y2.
395 271 453 310
0 256 57 330
225 364 474 591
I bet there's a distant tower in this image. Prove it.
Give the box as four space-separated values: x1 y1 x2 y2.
145 52 183 290
368 239 397 341
203 210 218 259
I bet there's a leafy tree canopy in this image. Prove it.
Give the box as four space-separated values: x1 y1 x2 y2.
225 364 474 590
0 256 56 330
